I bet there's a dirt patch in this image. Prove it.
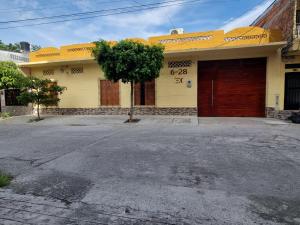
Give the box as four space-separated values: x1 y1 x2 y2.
12 170 92 205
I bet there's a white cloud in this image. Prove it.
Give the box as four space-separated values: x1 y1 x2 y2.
104 5 181 37
220 0 274 32
0 0 216 46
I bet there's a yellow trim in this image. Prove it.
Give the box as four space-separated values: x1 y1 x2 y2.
28 26 283 63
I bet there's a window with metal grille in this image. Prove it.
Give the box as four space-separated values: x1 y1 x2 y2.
285 72 300 110
71 67 83 74
296 10 300 37
43 69 54 76
5 89 24 106
168 60 192 68
286 64 300 69
297 10 300 24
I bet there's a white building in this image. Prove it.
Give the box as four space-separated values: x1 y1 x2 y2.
0 50 29 63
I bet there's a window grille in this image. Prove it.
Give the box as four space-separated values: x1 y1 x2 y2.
296 10 300 37
43 69 54 76
5 89 24 106
168 60 192 68
71 67 84 74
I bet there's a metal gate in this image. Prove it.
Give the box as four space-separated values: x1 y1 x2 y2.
285 72 300 110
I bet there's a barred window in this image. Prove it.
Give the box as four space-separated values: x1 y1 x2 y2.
168 60 192 68
43 69 54 76
71 67 84 74
5 89 25 106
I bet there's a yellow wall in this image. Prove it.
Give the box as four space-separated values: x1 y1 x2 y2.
24 26 286 112
29 52 286 110
29 27 283 62
32 63 106 108
156 59 197 107
266 51 285 110
159 49 285 109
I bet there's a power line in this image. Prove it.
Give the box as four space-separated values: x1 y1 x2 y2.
0 0 127 14
0 0 204 29
0 0 191 24
0 0 245 30
0 0 128 12
130 0 176 28
0 0 243 24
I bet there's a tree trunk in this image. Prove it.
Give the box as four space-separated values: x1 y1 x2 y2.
129 81 134 122
37 103 40 120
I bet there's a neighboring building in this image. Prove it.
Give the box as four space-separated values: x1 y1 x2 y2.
19 26 288 118
0 42 30 63
0 42 31 116
252 0 300 117
0 50 29 63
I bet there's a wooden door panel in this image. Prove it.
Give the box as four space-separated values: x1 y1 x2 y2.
198 63 215 116
198 58 266 117
134 82 141 105
100 80 119 106
134 80 155 106
145 80 155 105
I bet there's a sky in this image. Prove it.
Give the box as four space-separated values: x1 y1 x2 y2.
0 0 275 47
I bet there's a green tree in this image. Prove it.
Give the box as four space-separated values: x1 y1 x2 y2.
18 77 66 120
0 61 26 89
93 40 164 121
0 40 21 52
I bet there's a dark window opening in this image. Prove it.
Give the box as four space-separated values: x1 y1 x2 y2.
285 64 300 69
297 10 300 24
5 89 24 106
285 72 300 110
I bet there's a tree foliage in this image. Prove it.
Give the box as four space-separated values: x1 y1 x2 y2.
0 40 21 53
0 40 41 52
18 77 66 119
0 61 27 89
31 45 42 52
92 40 164 121
93 40 164 83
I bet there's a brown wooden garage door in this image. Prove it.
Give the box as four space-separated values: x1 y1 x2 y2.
100 80 119 106
198 58 266 117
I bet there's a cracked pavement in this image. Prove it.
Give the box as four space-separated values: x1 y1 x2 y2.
0 115 299 225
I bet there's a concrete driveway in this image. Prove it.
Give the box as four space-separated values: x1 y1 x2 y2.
0 115 299 225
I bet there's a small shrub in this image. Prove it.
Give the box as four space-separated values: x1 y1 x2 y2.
0 172 12 187
1 112 11 118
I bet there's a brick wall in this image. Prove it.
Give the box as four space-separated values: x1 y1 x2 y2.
41 107 198 116
1 106 32 116
252 0 295 41
266 107 300 120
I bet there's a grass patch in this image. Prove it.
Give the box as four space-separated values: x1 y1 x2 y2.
0 171 12 188
28 117 45 123
0 112 11 119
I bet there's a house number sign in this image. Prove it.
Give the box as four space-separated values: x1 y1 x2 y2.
168 60 192 84
170 69 188 84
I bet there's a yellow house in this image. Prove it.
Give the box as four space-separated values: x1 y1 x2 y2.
19 26 288 118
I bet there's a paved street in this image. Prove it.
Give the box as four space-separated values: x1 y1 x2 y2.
0 115 299 225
